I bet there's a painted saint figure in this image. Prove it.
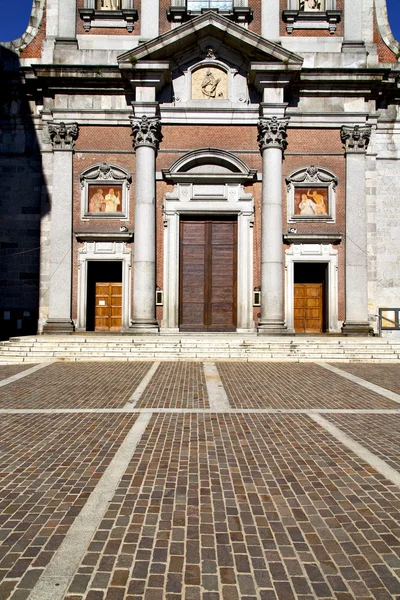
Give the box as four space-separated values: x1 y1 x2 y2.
201 69 221 99
299 193 317 216
89 188 104 212
104 188 121 212
307 189 327 214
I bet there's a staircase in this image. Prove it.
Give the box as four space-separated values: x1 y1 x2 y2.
1 335 400 363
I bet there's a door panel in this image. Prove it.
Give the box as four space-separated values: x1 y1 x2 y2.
95 282 122 332
294 283 323 333
180 219 237 331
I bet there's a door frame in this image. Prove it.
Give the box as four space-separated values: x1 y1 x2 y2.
162 184 254 332
76 241 131 331
285 243 340 333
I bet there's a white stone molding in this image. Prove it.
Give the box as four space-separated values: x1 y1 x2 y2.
162 148 257 184
286 165 338 223
130 115 163 150
285 243 340 333
79 163 131 220
162 168 254 332
341 125 372 153
257 117 289 152
48 122 79 150
77 242 131 331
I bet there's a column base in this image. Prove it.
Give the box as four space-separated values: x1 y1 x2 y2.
42 318 75 334
129 320 160 334
257 321 291 336
341 321 374 336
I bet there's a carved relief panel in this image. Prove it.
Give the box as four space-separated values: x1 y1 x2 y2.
191 66 228 100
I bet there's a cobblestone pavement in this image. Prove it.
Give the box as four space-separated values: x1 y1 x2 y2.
0 363 152 409
0 365 37 381
136 363 209 409
0 361 399 600
217 363 398 410
332 365 400 396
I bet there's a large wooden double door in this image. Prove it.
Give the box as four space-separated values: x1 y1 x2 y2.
179 218 237 331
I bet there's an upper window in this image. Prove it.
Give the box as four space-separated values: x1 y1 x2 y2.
167 0 252 24
96 0 121 8
300 0 324 10
187 0 232 10
282 0 341 34
79 0 138 32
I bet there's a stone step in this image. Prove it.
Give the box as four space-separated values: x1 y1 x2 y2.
1 334 399 364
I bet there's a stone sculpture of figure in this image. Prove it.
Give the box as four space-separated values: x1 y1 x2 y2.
299 193 317 216
101 0 118 9
300 0 322 11
307 189 327 214
89 188 104 212
104 188 120 212
201 69 221 99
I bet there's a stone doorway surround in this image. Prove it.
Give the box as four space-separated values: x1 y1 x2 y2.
285 243 340 333
161 149 256 333
76 241 131 331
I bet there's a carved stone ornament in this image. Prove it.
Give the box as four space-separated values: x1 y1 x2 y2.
340 125 372 153
205 46 216 60
130 115 163 150
79 162 132 190
257 117 289 152
48 122 79 150
286 165 338 191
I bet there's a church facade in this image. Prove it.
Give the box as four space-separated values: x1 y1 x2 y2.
1 0 399 337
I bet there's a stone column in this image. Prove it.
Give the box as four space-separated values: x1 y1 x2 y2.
341 124 372 335
257 117 289 335
43 122 79 333
130 115 162 332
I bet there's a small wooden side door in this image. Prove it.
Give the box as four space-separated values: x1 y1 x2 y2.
294 283 323 333
95 282 122 332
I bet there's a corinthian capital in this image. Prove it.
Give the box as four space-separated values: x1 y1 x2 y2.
48 122 79 150
341 125 371 154
257 117 289 153
130 115 163 150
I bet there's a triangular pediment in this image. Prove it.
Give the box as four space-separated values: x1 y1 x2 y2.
118 11 303 67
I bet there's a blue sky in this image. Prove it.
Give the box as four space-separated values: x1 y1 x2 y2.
0 0 399 43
